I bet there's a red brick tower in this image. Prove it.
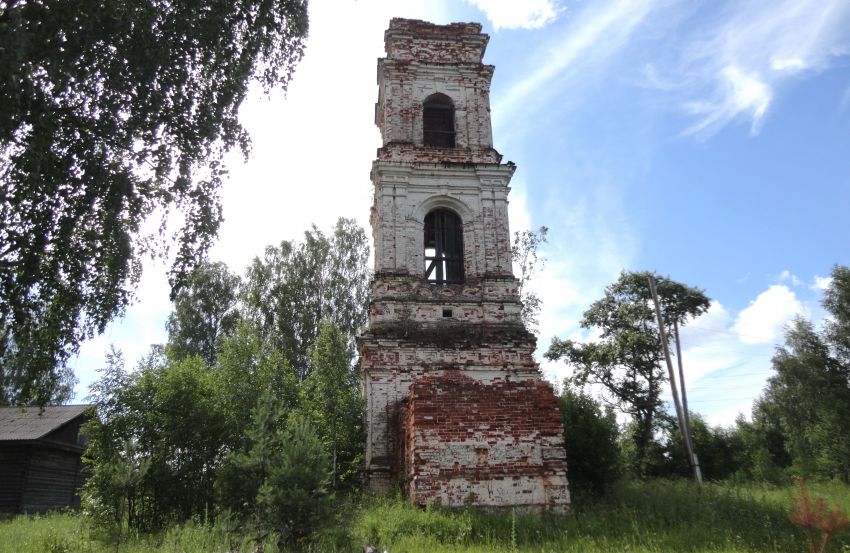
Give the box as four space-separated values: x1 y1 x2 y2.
357 18 570 512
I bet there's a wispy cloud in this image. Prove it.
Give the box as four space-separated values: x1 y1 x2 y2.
493 0 659 125
840 83 850 112
678 297 781 426
466 0 564 30
674 0 850 137
777 269 803 287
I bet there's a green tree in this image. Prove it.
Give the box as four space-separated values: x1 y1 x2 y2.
732 409 791 483
259 414 330 544
301 320 364 488
166 261 241 364
215 322 299 451
823 265 850 365
559 385 620 493
512 226 548 333
655 413 744 481
758 316 850 481
545 271 710 474
216 397 330 544
82 439 149 543
0 0 309 404
85 349 229 528
216 389 289 527
736 266 850 483
242 218 370 378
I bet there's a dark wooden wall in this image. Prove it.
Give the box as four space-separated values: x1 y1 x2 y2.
20 445 83 512
0 414 87 513
0 445 26 513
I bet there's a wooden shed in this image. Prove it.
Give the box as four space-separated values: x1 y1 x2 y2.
0 405 92 513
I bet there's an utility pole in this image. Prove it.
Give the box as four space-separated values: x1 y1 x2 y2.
673 318 702 484
647 276 702 486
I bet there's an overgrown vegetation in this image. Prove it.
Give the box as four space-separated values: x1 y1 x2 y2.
546 271 711 475
6 210 849 552
4 480 850 552
550 266 850 488
789 478 850 553
81 219 368 545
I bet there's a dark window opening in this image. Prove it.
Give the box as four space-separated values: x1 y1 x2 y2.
423 93 455 148
442 308 453 318
424 209 464 284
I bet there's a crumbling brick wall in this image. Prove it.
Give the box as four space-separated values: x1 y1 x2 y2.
400 372 569 512
359 18 571 512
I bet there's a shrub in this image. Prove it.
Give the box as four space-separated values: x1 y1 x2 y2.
560 386 620 493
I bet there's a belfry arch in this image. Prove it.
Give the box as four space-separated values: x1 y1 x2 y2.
422 93 455 148
424 208 464 284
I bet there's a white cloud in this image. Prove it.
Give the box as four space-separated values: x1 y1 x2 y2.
673 300 774 426
812 275 833 291
675 0 850 137
733 284 804 344
679 301 732 348
682 64 773 137
778 269 803 287
465 0 562 30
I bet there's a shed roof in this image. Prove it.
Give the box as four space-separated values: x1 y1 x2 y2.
0 405 92 441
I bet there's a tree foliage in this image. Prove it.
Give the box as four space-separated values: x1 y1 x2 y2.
84 350 229 529
166 261 241 364
750 267 850 482
0 0 309 404
215 321 300 451
301 320 364 489
649 412 745 481
823 265 850 365
257 414 330 543
545 271 710 474
242 218 370 378
83 219 369 534
215 394 332 544
216 389 289 527
512 226 548 332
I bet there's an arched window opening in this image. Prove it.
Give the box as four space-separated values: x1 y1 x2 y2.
424 209 464 284
423 93 455 148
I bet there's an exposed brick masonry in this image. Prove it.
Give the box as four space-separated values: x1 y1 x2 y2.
400 374 569 512
358 18 570 512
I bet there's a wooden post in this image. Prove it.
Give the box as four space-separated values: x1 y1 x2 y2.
674 318 703 485
647 276 701 486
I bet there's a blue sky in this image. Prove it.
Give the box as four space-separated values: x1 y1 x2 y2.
73 0 850 425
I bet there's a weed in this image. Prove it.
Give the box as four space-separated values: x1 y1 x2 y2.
790 477 850 553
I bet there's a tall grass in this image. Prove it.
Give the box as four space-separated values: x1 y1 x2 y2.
331 479 850 553
2 480 849 553
0 511 276 553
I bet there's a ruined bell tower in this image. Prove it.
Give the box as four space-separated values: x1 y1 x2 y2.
358 19 570 512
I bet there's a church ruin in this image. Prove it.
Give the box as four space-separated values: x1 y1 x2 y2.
357 18 570 512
